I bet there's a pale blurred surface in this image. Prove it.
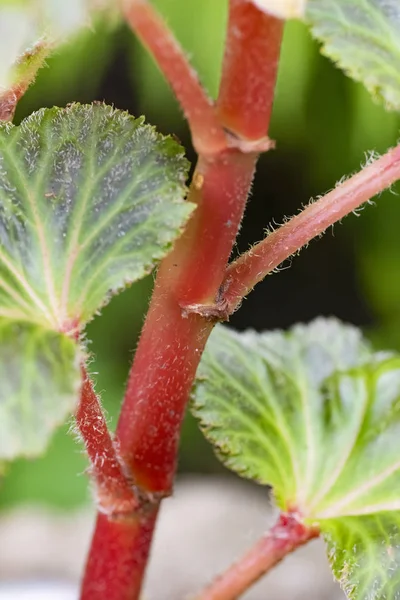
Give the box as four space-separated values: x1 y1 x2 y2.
0 477 343 600
0 582 76 600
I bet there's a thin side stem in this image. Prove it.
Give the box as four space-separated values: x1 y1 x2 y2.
76 368 137 515
217 0 284 142
0 40 52 122
123 0 227 155
197 512 319 600
224 144 400 311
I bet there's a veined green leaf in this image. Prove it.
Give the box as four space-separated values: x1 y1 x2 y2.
0 320 80 459
305 0 400 111
0 103 192 331
323 514 400 599
193 318 373 508
0 102 191 459
192 318 400 599
251 0 400 111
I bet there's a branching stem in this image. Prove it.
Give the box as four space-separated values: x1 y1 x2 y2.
223 145 400 312
122 0 227 156
79 2 400 597
81 2 283 599
197 512 319 600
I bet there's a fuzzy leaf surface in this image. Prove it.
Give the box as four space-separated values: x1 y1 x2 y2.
323 514 400 599
305 0 400 110
0 103 192 331
192 318 400 599
0 102 191 458
0 321 79 459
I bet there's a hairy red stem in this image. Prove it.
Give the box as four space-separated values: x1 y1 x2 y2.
116 152 256 493
81 2 283 598
81 510 158 600
197 512 319 600
224 144 400 310
76 369 138 515
122 0 227 155
217 0 283 143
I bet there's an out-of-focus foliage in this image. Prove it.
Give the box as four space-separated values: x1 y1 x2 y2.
128 0 227 128
1 0 400 509
0 0 116 91
193 319 400 600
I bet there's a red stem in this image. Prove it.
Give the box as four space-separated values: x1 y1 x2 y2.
76 369 137 515
116 152 256 494
122 0 227 156
197 512 319 600
81 2 283 599
217 0 283 142
80 509 158 600
223 144 400 310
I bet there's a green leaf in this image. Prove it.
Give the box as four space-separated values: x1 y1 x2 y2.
0 102 191 459
0 321 80 459
192 318 400 599
323 514 400 599
304 0 400 111
193 318 373 507
0 103 192 330
254 1 400 111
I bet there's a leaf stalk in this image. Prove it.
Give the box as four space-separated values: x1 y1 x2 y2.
223 145 400 312
196 512 319 600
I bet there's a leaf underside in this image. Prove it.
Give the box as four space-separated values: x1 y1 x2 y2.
305 0 400 111
0 103 192 459
0 321 79 459
192 318 400 599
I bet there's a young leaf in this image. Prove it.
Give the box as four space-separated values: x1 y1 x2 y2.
251 0 400 111
305 0 400 111
0 1 114 99
0 40 52 121
192 318 400 599
0 321 80 459
0 103 192 332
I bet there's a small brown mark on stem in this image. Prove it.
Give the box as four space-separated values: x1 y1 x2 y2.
193 173 204 191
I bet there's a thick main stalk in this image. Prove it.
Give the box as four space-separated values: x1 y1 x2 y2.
116 152 256 493
81 510 158 600
81 2 283 598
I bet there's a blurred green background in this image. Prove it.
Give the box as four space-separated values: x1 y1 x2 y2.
1 0 400 510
